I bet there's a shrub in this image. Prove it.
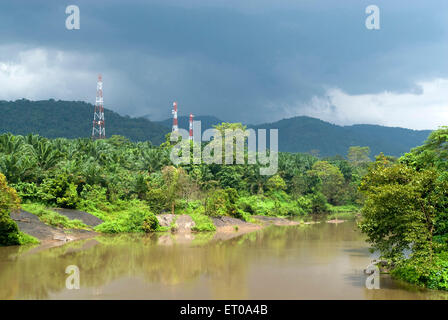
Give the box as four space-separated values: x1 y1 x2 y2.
22 203 89 230
95 208 156 233
146 187 168 213
266 175 287 192
142 212 160 233
0 216 20 246
392 253 448 290
190 212 216 232
11 182 40 202
17 232 39 245
311 192 329 214
56 183 79 208
0 173 21 246
40 174 80 208
204 188 238 217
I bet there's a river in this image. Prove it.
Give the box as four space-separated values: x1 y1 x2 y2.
0 220 447 299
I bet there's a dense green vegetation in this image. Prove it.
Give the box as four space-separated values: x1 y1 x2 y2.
0 123 367 244
359 127 448 290
1 117 446 291
0 173 38 245
21 203 89 230
0 100 431 157
0 99 168 144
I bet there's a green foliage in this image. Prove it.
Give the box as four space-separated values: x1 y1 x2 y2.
0 130 371 246
17 231 39 245
95 208 153 234
266 175 286 192
205 189 234 217
146 187 168 213
142 212 161 233
0 216 21 246
190 212 216 232
392 252 448 290
39 174 80 209
358 160 444 261
0 100 168 144
22 203 89 230
307 161 345 205
0 172 22 246
310 192 329 214
359 128 448 290
11 182 40 202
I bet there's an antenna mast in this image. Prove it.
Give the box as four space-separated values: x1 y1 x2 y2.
92 74 106 139
172 101 178 132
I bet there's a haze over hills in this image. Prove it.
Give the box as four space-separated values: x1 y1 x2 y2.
0 99 432 157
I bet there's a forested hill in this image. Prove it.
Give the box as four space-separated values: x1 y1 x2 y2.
249 117 432 158
156 115 432 158
0 99 169 145
0 99 432 157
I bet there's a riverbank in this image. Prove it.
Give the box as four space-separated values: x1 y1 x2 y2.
11 206 312 247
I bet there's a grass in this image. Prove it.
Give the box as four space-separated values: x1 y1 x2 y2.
189 212 216 232
17 231 39 245
22 203 90 230
327 204 360 220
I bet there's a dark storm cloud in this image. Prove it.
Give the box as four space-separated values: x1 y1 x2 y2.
0 0 447 128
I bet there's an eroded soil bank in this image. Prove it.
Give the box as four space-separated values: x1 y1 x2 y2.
11 209 306 247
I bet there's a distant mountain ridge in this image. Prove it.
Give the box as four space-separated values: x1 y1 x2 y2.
248 116 431 158
0 99 432 157
0 99 168 145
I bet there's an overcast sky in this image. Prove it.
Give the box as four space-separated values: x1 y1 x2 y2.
0 0 447 129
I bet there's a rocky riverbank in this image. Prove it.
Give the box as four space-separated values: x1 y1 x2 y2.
12 209 305 247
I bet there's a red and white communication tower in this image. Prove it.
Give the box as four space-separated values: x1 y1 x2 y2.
172 101 178 132
189 113 194 141
92 74 106 140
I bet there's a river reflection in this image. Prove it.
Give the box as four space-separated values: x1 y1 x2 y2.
1 221 447 300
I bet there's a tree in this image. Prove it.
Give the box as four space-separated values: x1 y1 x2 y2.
307 161 345 205
266 174 286 192
358 157 447 262
347 146 371 176
161 166 189 214
0 173 21 246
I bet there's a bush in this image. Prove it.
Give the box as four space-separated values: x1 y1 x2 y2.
22 203 89 230
297 196 312 214
190 212 216 232
146 188 168 213
40 174 80 208
0 216 20 246
142 212 160 232
311 192 329 214
0 173 21 246
56 183 79 208
11 182 40 202
95 208 156 233
392 253 448 290
205 188 238 217
17 232 39 245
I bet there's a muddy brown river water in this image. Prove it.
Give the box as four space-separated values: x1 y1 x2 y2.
1 221 447 299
